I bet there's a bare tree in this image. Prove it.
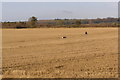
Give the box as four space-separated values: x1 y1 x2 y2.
28 16 38 28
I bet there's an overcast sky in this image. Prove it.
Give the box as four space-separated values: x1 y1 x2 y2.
2 2 118 22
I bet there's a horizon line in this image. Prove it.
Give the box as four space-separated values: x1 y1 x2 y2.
1 17 118 22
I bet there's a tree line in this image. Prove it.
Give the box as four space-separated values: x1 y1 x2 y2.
2 16 120 28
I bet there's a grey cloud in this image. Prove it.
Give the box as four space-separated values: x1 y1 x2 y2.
62 10 73 14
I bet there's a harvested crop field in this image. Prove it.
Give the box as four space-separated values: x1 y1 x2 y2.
2 28 118 78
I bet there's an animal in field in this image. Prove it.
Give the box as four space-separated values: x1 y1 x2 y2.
62 36 67 38
85 32 88 34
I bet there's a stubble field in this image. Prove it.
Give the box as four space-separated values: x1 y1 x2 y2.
2 28 118 78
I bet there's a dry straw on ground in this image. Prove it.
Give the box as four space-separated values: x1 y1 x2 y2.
2 28 118 78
